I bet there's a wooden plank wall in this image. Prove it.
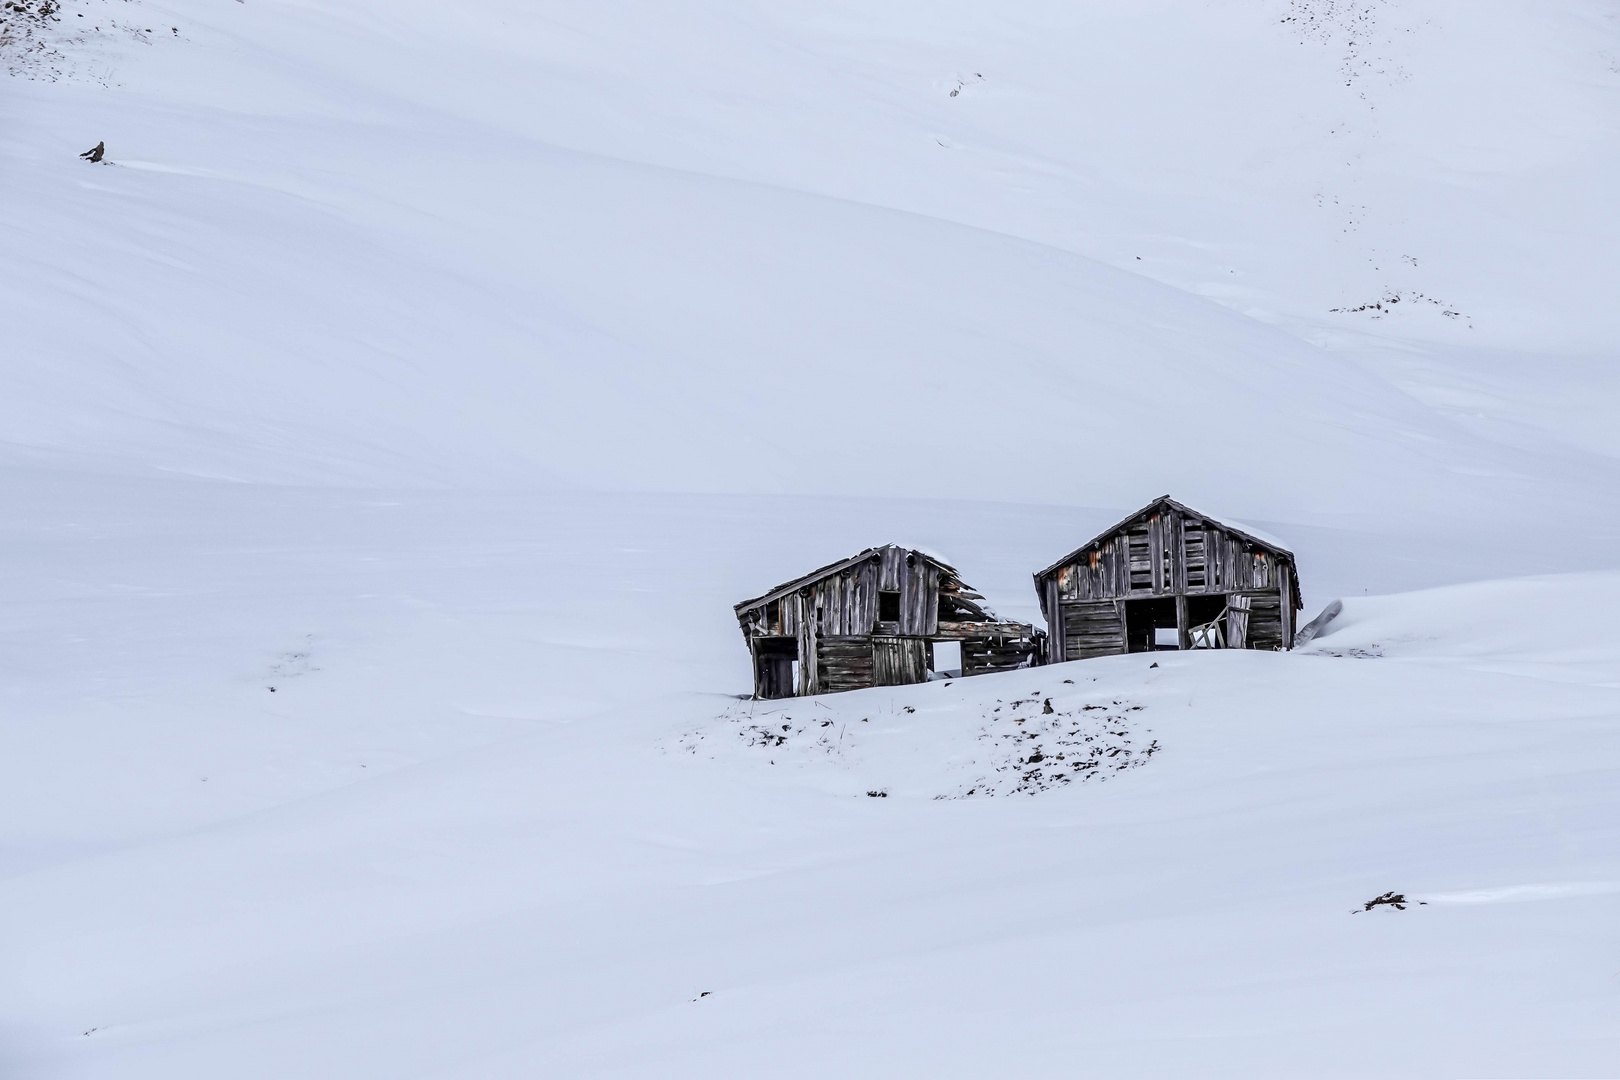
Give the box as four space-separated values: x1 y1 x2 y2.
1061 600 1125 660
900 558 940 636
962 637 1036 676
1055 511 1281 604
806 558 878 638
878 546 904 591
794 592 818 695
741 544 1038 697
817 637 875 693
1043 507 1298 658
873 637 929 686
1244 593 1284 650
1044 579 1062 663
766 546 944 642
1278 565 1294 648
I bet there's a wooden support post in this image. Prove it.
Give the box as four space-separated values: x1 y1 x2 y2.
807 601 821 695
795 593 818 697
1279 567 1295 650
1149 515 1165 594
1176 593 1191 651
1046 579 1062 663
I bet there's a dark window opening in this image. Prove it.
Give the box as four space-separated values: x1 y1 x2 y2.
878 591 901 621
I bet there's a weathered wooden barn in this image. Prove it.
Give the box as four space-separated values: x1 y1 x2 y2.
1033 496 1303 661
735 545 1042 698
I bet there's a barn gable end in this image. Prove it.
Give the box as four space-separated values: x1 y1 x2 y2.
1033 497 1303 661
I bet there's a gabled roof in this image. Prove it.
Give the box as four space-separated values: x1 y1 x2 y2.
1034 495 1296 581
733 545 964 616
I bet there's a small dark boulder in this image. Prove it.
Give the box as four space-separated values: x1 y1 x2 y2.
1362 891 1409 911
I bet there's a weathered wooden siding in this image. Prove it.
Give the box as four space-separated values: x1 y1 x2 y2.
795 592 818 695
873 637 929 686
962 636 1036 676
785 546 942 640
1054 509 1284 604
1061 600 1125 660
934 620 1035 640
900 558 940 636
1243 592 1284 650
1044 578 1062 664
1038 499 1301 660
817 637 876 693
878 546 904 591
739 544 1039 698
1278 564 1294 648
806 558 878 638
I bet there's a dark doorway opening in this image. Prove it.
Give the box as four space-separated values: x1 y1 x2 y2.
1185 594 1228 648
1124 597 1178 653
755 637 797 697
878 591 901 622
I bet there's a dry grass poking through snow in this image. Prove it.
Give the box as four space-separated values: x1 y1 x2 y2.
2 0 174 84
946 694 1158 797
676 681 1157 799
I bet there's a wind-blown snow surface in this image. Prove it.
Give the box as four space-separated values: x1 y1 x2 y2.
2 478 1619 1078
5 0 1620 1074
6 0 1620 527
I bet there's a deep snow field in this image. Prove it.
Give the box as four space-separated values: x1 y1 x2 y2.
4 0 1620 1076
3 478 1620 1077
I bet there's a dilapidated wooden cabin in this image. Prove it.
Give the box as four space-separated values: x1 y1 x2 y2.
1033 497 1303 661
735 545 1041 698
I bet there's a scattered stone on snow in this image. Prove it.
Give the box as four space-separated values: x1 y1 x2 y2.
1317 644 1385 659
943 696 1156 798
679 690 1158 799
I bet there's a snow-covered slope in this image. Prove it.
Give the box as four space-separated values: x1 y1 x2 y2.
4 0 1620 1075
1 482 1618 1078
5 0 1620 528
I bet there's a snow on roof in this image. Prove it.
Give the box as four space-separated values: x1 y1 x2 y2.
733 543 962 614
1035 495 1296 581
1204 516 1291 553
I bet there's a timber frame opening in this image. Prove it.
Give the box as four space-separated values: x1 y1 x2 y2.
1124 597 1178 653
